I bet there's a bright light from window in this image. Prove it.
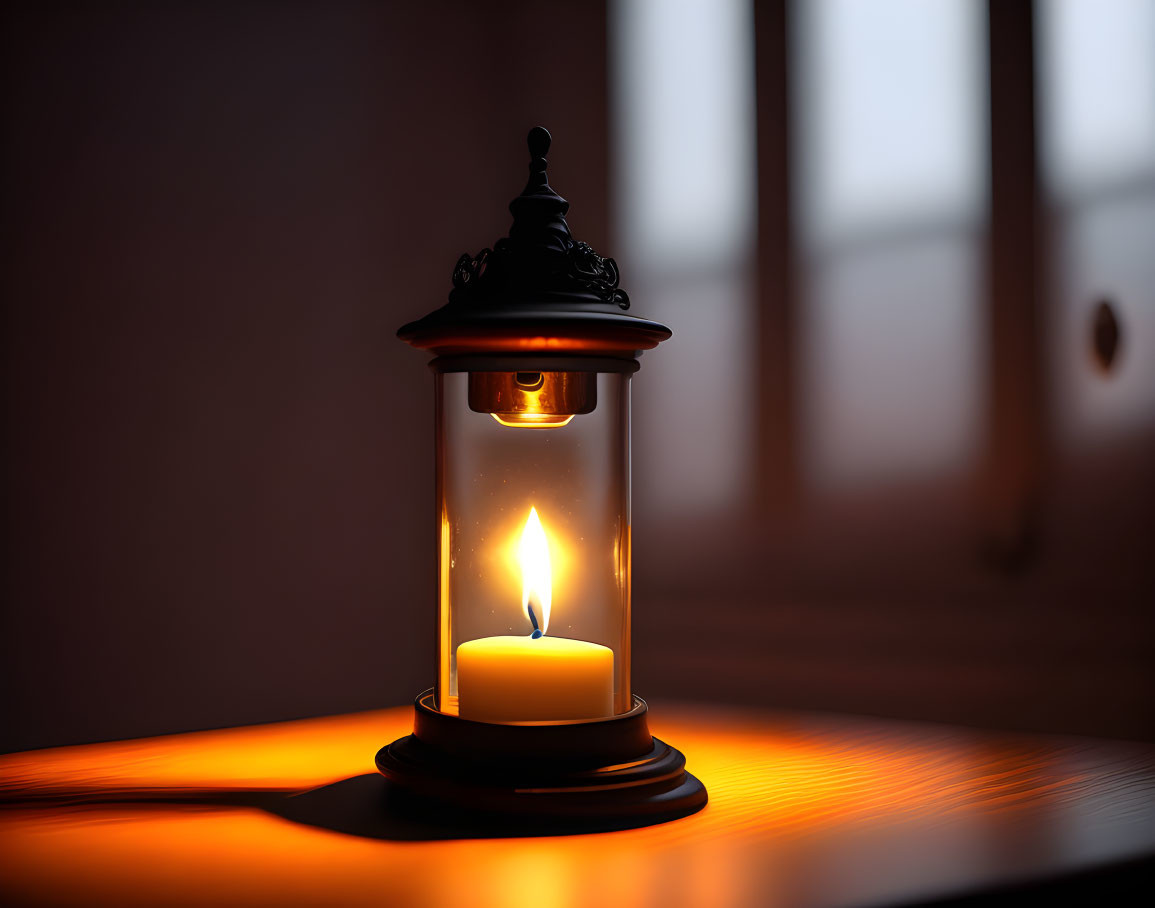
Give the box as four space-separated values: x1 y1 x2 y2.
1040 0 1155 442
796 0 987 245
1039 0 1155 197
795 0 987 489
613 0 755 269
612 0 756 516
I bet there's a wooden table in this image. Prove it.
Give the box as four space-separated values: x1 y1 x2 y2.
2 703 1153 906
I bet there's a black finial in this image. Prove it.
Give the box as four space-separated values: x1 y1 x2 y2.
527 126 551 161
426 125 642 316
524 127 552 189
509 125 567 250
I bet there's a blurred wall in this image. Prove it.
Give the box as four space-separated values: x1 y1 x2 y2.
620 0 1155 742
0 0 609 752
3 0 1152 754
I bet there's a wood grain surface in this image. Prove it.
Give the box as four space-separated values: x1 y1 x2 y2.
2 703 1153 907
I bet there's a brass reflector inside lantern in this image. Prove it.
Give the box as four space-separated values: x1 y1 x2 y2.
468 371 596 428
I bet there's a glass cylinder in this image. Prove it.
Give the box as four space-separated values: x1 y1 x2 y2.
433 360 634 722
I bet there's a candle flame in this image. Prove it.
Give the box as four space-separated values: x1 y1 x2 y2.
518 506 551 636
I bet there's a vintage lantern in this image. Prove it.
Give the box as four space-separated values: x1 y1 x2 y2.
377 127 706 829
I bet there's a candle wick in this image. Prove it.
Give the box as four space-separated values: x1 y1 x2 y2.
527 602 543 638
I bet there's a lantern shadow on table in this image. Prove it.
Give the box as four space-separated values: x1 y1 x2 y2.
259 773 687 841
2 774 697 843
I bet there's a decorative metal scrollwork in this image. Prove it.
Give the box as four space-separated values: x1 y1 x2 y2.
450 240 629 309
567 241 629 309
452 248 491 290
447 128 633 311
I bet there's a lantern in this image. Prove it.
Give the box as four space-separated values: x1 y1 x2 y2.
376 127 706 829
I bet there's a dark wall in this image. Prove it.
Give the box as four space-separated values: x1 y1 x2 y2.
1 1 609 752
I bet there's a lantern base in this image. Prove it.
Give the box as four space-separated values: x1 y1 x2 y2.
375 690 707 834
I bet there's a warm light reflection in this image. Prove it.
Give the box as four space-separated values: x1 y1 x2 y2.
3 707 1153 908
518 507 552 635
470 371 592 429
438 510 456 715
491 413 575 429
0 712 394 800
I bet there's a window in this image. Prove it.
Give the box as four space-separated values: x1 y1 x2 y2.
1038 0 1155 444
795 0 988 490
611 0 757 518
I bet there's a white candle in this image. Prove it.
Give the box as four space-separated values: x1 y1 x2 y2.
456 635 613 722
454 506 615 723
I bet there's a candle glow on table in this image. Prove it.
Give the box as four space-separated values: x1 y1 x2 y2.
456 507 614 723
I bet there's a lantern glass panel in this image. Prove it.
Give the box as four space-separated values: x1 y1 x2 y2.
434 366 632 720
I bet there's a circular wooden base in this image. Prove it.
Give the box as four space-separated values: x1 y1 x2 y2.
375 691 707 833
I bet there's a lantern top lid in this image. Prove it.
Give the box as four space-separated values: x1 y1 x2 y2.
398 127 671 359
